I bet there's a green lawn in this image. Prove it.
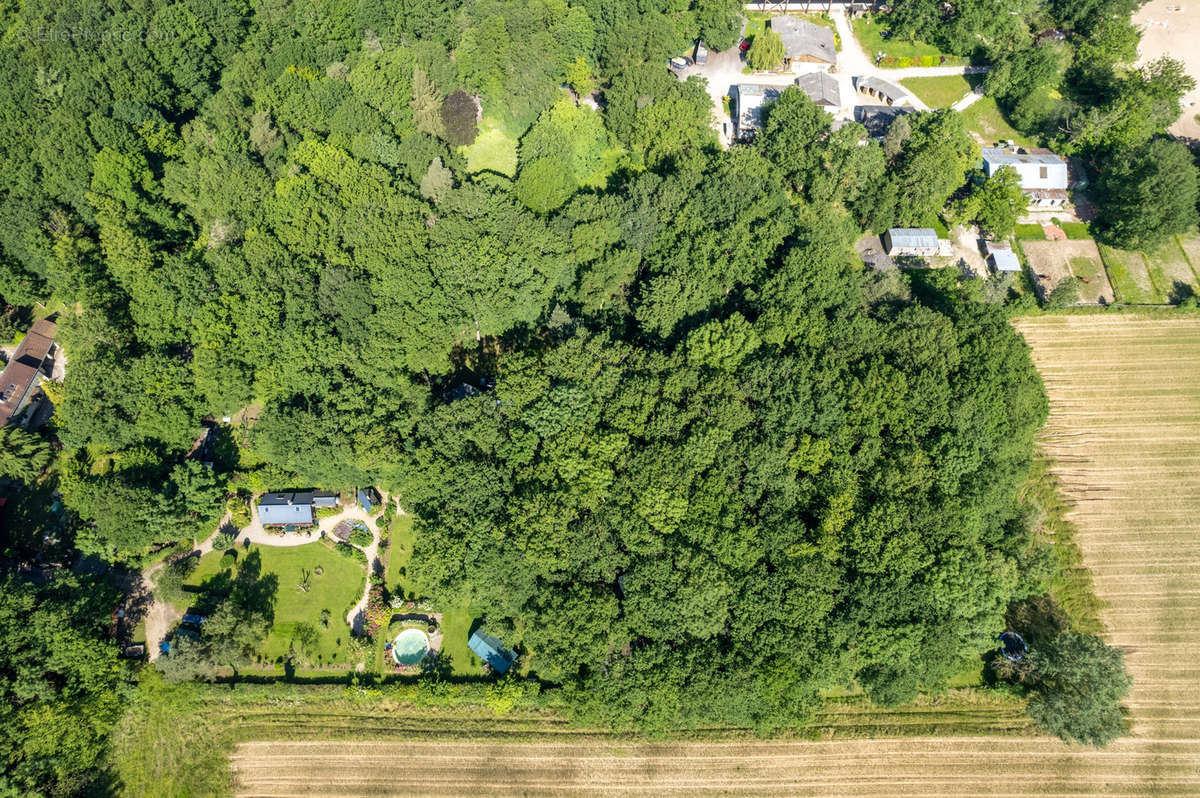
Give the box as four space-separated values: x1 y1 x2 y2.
1015 224 1045 241
463 116 519 177
851 14 964 67
899 74 981 109
959 97 1037 149
1144 238 1199 302
185 541 366 668
1060 222 1091 240
1098 245 1163 304
381 514 481 676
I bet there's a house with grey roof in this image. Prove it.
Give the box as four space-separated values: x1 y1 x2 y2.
771 16 836 68
985 241 1022 273
256 492 315 526
795 71 840 107
883 228 940 257
734 83 782 137
855 76 907 106
855 105 913 138
981 147 1069 207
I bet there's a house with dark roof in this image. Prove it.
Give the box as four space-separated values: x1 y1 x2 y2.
733 83 782 137
771 17 837 68
256 492 315 526
855 105 913 138
0 319 56 427
855 76 907 106
357 487 381 513
468 630 516 674
795 71 840 107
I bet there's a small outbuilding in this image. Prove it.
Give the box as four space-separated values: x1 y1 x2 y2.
468 630 516 674
312 491 340 509
357 487 381 513
771 16 837 68
256 492 315 526
985 241 1022 273
734 83 782 137
883 228 940 257
794 71 840 107
855 76 907 106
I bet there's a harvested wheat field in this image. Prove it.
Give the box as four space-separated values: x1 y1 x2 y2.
232 737 1200 797
232 315 1200 797
1016 315 1200 745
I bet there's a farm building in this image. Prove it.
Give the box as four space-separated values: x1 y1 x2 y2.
771 16 836 68
855 76 907 106
981 147 1069 207
883 228 940 257
256 492 315 526
468 630 516 674
312 491 340 509
794 71 840 107
734 83 782 137
985 241 1022 273
0 318 57 427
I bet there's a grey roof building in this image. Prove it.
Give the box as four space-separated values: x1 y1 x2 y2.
855 105 913 137
257 492 315 526
985 241 1022 273
883 228 940 257
795 71 840 107
734 83 782 136
771 16 836 66
855 76 907 106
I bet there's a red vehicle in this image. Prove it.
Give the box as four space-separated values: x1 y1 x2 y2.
738 40 749 53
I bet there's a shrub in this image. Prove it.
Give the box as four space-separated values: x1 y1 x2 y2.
219 551 237 569
335 542 367 563
213 531 235 550
349 527 373 548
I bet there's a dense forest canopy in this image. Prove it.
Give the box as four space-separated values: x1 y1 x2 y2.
0 0 1177 791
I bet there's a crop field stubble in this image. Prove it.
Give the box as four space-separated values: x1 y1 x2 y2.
225 316 1200 797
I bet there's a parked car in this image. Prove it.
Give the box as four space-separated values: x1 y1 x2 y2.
694 40 708 65
669 56 690 71
738 39 749 54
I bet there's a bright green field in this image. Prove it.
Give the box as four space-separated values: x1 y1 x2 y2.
1098 245 1161 304
463 117 518 177
959 97 1037 149
185 542 365 667
851 15 962 67
1015 224 1045 241
899 74 981 109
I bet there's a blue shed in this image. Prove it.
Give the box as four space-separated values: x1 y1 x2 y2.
357 487 380 513
468 630 516 674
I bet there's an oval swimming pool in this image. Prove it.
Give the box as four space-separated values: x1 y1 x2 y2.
391 627 430 666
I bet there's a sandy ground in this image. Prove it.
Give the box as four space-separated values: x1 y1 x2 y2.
1021 239 1114 304
1133 0 1200 140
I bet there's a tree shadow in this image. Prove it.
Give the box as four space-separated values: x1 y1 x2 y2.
231 549 278 625
1168 280 1196 306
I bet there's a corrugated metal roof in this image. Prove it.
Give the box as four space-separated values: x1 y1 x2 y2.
985 242 1021 272
981 147 1065 166
886 228 939 248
